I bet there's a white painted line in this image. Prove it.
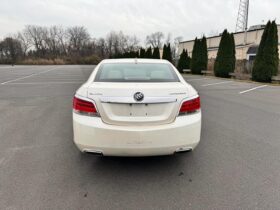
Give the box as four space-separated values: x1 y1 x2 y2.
202 81 233 87
187 78 209 82
239 85 268 94
3 81 82 85
0 66 61 85
0 66 16 69
0 65 32 69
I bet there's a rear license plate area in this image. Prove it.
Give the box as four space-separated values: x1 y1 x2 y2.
128 104 149 116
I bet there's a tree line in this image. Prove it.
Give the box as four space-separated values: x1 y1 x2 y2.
214 30 236 77
0 26 140 64
1 22 278 82
112 43 173 60
177 33 235 76
177 20 278 82
110 40 174 64
0 27 180 65
177 36 208 74
252 21 279 82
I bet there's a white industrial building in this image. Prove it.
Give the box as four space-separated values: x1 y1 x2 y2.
178 25 280 61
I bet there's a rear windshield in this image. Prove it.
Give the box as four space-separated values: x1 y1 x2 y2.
94 63 180 82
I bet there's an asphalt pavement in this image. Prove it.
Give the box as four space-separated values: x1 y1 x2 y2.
0 65 280 209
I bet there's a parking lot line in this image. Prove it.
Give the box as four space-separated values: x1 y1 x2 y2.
6 81 82 85
0 66 61 85
202 81 233 87
186 78 209 82
239 85 268 94
2 81 83 85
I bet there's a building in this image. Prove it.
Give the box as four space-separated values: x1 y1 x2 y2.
178 25 280 61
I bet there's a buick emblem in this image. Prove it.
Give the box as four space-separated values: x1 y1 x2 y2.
134 92 144 102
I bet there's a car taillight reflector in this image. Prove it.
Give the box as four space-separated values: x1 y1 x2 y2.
73 96 98 116
179 96 200 115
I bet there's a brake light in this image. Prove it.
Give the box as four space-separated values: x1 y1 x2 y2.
179 96 200 115
73 96 98 116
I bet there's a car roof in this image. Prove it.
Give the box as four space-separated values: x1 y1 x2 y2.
101 59 170 64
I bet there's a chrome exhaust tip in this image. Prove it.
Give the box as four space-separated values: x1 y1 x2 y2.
175 147 192 154
83 149 103 156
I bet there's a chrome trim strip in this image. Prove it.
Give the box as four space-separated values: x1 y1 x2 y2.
100 96 177 104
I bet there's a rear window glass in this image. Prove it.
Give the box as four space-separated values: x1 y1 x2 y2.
94 63 180 82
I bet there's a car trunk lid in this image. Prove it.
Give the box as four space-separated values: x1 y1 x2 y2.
87 82 189 126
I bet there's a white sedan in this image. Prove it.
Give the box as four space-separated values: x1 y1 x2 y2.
73 59 201 156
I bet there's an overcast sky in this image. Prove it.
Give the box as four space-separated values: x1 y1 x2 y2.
0 0 279 42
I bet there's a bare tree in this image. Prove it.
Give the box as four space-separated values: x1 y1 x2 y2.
116 31 127 53
106 31 115 56
165 33 172 45
94 38 107 58
14 32 31 57
0 37 23 63
146 32 164 48
23 25 49 57
1 25 145 63
106 31 123 56
105 31 140 57
126 35 140 52
173 36 183 58
55 26 68 55
43 26 58 58
67 26 90 55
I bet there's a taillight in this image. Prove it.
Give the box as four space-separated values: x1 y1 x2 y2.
179 96 200 115
73 96 98 116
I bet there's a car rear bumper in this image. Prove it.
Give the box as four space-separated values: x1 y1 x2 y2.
73 112 201 156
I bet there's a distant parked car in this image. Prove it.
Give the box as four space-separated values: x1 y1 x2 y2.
73 59 201 156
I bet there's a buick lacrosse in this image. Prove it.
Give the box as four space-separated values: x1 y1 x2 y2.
73 59 201 156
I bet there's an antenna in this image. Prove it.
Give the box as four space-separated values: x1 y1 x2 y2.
235 0 250 32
